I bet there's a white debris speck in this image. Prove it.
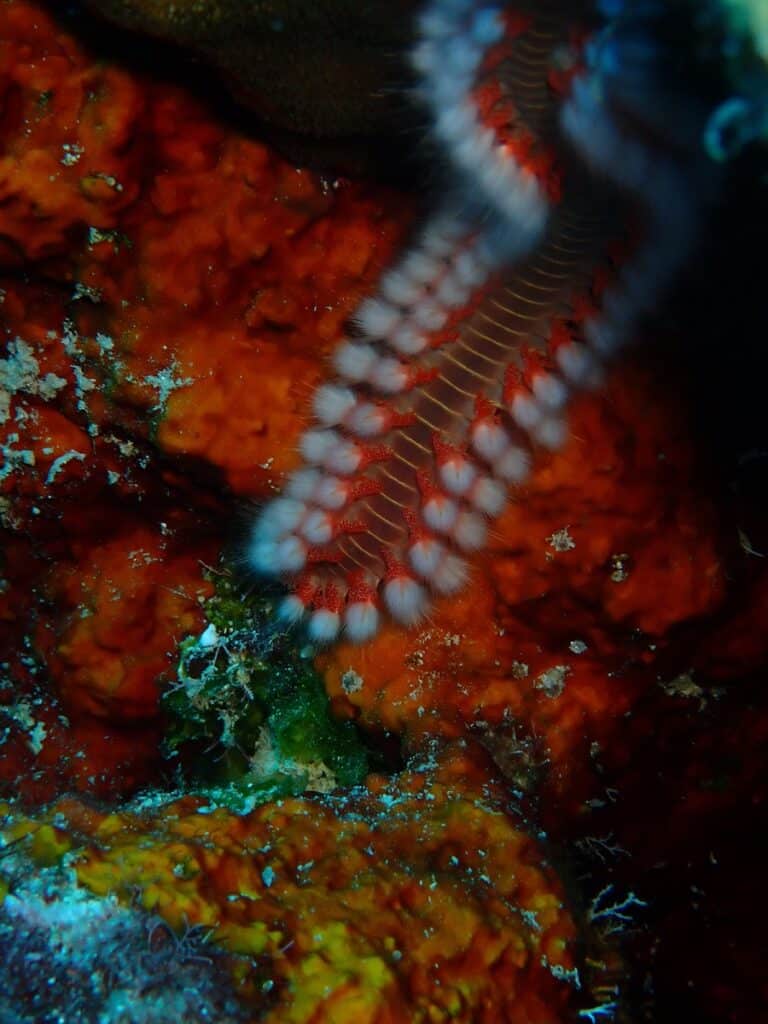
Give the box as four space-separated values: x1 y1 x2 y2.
340 669 364 695
535 664 570 699
0 337 67 424
609 552 630 582
45 450 86 484
569 639 588 654
60 142 84 166
547 526 576 552
198 623 219 649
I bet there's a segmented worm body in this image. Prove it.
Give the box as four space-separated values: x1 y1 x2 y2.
249 0 715 643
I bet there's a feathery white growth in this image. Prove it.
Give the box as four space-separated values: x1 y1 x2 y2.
369 356 409 394
356 297 401 338
494 444 531 483
383 575 428 625
389 324 428 355
300 429 338 465
509 392 544 431
333 341 377 382
471 419 509 462
313 384 357 426
257 498 306 539
314 474 349 510
346 401 388 437
533 417 568 451
308 609 340 644
431 552 469 595
470 476 506 516
532 372 568 411
285 468 321 502
452 510 487 551
344 602 380 643
439 454 477 496
422 493 459 533
409 537 446 578
300 509 334 545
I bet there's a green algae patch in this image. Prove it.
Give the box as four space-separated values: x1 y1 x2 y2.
162 565 371 813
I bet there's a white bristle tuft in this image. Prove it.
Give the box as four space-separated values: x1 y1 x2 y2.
411 39 439 76
431 553 469 595
494 445 531 484
278 594 307 625
435 101 477 145
314 475 349 510
300 429 338 465
400 250 442 286
383 576 428 626
422 214 467 257
248 540 278 574
257 498 307 539
470 476 506 516
356 297 401 339
533 417 568 451
443 36 482 77
369 357 409 394
346 402 388 437
433 272 471 309
344 601 380 643
272 535 308 573
313 384 357 426
418 9 454 40
380 270 424 308
470 7 504 46
584 315 625 358
471 420 509 463
389 325 427 356
334 341 376 382
532 373 568 411
439 456 477 496
411 299 448 332
453 248 488 289
409 537 445 578
556 341 604 388
452 510 487 551
510 392 544 431
308 609 340 645
300 509 334 545
285 468 321 502
325 440 362 476
422 493 459 533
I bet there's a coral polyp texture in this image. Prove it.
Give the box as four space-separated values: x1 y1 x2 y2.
249 0 716 644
